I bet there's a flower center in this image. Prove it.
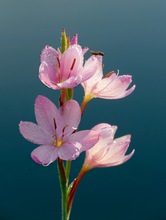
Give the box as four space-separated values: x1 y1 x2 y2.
56 139 63 148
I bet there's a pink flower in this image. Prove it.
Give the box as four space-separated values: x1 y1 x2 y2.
83 123 135 169
81 56 135 100
39 44 98 90
19 95 99 165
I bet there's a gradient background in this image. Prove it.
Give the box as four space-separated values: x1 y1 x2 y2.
1 0 166 219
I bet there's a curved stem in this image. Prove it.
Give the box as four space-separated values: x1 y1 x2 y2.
68 166 89 212
81 94 93 115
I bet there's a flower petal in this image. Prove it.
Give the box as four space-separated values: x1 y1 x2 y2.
58 142 81 160
70 34 78 45
68 130 99 152
79 55 99 82
84 125 134 169
39 65 59 90
82 55 103 94
40 45 59 65
91 123 117 140
39 46 61 88
60 45 83 81
19 121 52 144
97 135 132 166
94 74 135 99
58 100 81 136
35 95 60 135
31 145 58 165
56 75 83 89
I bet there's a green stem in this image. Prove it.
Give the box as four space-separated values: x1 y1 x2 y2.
66 88 74 100
65 161 71 185
57 158 68 220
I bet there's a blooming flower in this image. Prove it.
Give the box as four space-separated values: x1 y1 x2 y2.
83 123 135 170
19 95 99 165
39 44 99 90
81 56 135 100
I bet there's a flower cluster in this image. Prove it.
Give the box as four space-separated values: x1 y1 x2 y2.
19 29 135 220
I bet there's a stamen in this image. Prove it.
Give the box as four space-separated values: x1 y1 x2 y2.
53 118 57 130
70 58 76 70
56 57 60 68
90 50 104 56
62 125 68 138
104 71 114 78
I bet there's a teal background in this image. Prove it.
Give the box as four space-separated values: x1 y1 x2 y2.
1 0 166 219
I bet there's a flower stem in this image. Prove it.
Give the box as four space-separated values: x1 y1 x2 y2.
60 88 67 106
68 166 89 212
81 94 93 115
65 161 71 185
57 158 68 220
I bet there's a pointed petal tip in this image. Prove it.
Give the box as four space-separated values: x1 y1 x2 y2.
31 154 43 165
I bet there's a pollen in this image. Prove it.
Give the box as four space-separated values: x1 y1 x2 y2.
55 139 63 148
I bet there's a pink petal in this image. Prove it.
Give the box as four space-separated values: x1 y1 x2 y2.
79 55 99 82
93 135 134 167
39 61 59 84
35 95 60 134
98 135 131 165
95 74 135 99
40 46 60 84
39 63 61 90
70 34 78 45
40 45 59 65
31 145 58 165
81 55 103 93
60 45 83 81
19 121 53 144
84 126 135 169
120 149 135 164
82 47 89 55
57 75 83 89
58 142 81 160
68 130 99 152
91 123 117 140
58 100 81 136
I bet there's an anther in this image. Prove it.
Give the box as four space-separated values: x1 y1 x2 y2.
56 57 60 68
53 118 57 130
70 58 76 70
104 71 114 78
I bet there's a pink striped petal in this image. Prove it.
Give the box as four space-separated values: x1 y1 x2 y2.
58 100 81 136
35 95 60 135
84 126 134 169
60 45 83 81
82 55 103 93
95 74 135 99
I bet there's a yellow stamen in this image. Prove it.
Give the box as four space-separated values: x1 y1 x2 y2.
56 139 63 148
